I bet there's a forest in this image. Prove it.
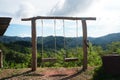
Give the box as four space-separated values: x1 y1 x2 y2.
0 33 120 68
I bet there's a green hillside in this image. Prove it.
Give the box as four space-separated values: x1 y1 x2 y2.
0 33 120 68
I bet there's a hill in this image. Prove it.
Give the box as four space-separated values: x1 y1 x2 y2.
0 33 120 49
90 33 120 44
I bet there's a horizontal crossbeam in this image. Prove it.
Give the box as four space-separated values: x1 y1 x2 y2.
22 16 96 21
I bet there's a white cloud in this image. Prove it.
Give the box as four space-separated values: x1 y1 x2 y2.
49 0 95 16
74 0 120 37
16 2 36 18
0 0 120 37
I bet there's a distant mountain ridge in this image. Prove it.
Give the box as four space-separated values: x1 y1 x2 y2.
0 36 31 43
0 33 120 48
90 33 120 45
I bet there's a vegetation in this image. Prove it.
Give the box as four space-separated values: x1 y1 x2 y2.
0 33 120 68
0 34 120 80
0 39 120 68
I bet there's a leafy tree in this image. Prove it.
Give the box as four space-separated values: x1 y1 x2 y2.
105 41 120 54
88 42 102 66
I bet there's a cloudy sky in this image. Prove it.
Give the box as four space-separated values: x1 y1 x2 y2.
0 0 120 37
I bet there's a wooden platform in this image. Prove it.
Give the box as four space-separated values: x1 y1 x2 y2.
64 57 79 62
42 58 57 62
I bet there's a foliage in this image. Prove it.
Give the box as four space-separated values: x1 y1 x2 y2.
106 41 120 54
87 42 102 66
0 39 120 68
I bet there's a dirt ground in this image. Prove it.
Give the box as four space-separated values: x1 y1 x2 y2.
0 67 94 80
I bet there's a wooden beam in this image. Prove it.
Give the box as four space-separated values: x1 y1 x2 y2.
81 20 88 71
31 19 37 71
22 16 96 21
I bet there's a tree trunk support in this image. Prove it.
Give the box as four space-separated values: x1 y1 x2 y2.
31 19 37 71
81 20 88 71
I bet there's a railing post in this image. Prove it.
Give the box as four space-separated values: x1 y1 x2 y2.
0 50 3 68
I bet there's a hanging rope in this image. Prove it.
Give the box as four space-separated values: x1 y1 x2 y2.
54 19 57 55
76 20 79 55
41 19 44 58
63 19 66 58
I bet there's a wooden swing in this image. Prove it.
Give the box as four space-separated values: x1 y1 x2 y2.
41 19 57 62
63 20 79 62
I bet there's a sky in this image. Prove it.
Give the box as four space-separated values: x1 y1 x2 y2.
0 0 120 37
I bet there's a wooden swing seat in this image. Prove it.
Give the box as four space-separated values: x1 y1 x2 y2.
42 58 57 62
64 57 78 62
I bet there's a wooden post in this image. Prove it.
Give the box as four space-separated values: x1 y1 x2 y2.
31 19 37 71
0 50 3 68
81 20 88 71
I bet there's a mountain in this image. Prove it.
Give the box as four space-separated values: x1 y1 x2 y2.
0 33 120 49
90 33 120 46
0 36 31 43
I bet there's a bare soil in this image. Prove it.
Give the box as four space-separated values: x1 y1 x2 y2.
0 67 94 80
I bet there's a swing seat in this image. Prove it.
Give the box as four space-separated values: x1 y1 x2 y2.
64 57 78 62
42 58 57 62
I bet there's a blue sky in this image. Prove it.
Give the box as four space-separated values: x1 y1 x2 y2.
0 0 120 37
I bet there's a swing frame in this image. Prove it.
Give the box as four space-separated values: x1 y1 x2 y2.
22 16 96 71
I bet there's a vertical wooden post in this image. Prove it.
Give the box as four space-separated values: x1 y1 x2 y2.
81 20 88 71
31 19 37 71
0 50 3 68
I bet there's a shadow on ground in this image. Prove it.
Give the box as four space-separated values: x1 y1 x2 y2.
0 70 44 80
0 68 86 80
60 69 84 80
